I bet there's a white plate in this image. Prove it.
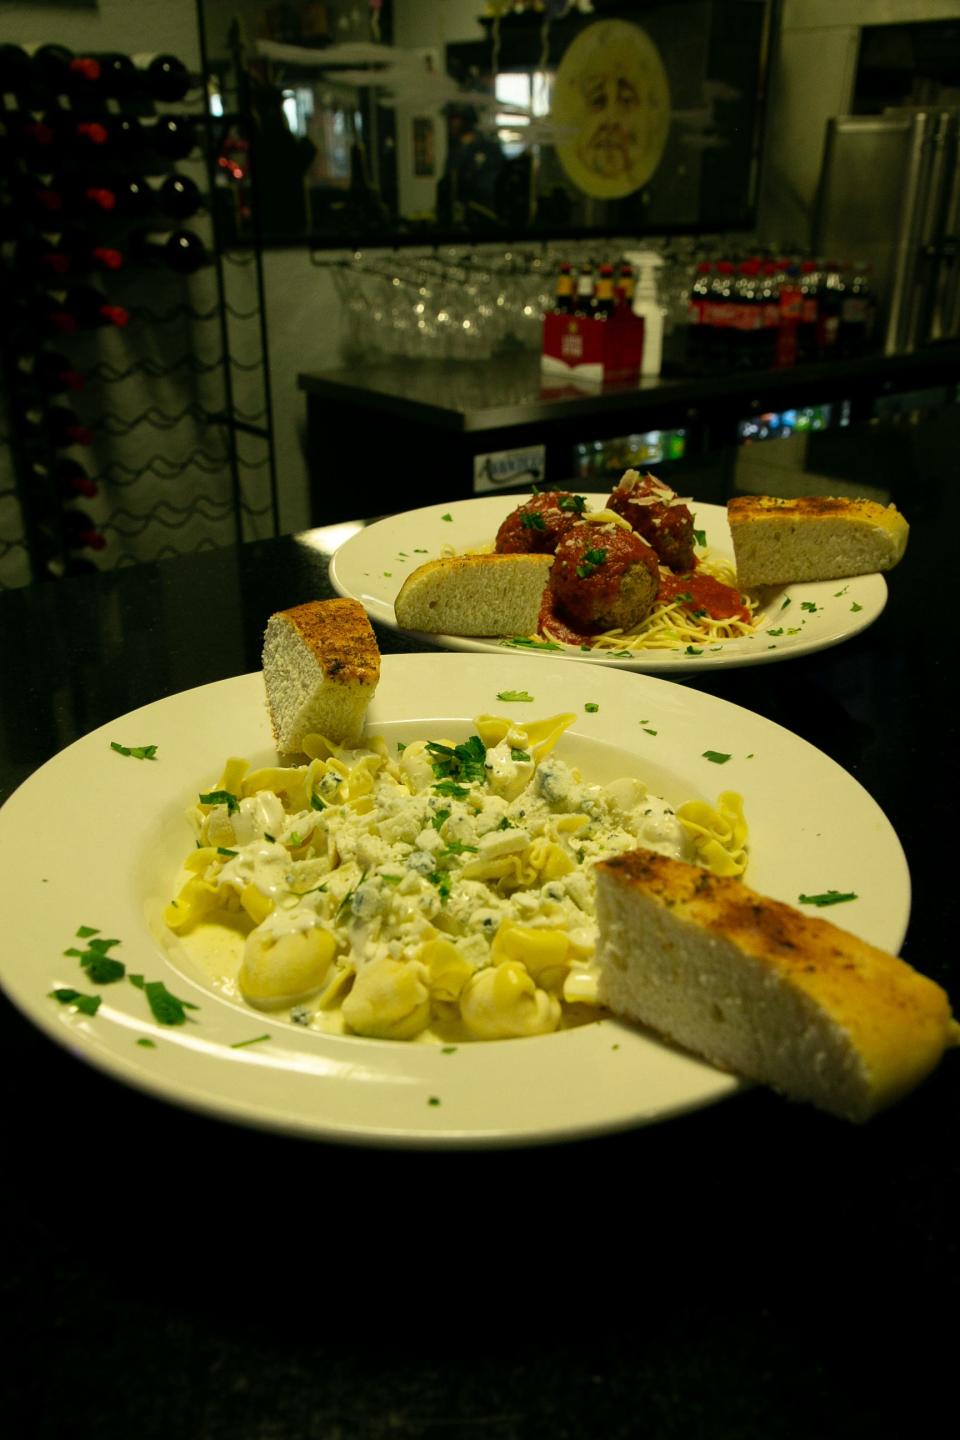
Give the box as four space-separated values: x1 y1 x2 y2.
0 655 910 1148
329 496 888 673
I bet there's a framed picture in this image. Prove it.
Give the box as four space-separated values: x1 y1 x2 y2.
199 0 772 248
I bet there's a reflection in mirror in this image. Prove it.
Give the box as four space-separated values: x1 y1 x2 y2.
198 0 771 248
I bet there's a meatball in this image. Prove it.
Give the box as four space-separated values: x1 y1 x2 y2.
550 521 660 631
607 470 696 572
495 490 586 554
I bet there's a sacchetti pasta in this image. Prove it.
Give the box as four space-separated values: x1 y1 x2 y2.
164 716 749 1043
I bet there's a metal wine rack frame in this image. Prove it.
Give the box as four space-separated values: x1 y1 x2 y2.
0 42 279 587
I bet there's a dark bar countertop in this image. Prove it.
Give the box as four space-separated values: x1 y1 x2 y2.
1 482 957 1436
298 343 960 432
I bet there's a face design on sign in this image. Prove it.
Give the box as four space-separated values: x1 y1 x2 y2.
552 21 671 200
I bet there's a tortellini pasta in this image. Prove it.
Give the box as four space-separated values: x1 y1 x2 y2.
166 715 749 1042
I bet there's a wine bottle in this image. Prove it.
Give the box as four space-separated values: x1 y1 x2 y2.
30 457 98 499
130 227 207 274
23 175 121 221
63 508 107 552
111 173 203 220
37 286 130 334
147 116 198 160
28 229 124 277
23 404 93 449
132 53 191 102
0 43 32 93
15 350 86 394
77 52 137 99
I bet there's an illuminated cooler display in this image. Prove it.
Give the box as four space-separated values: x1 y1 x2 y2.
575 429 687 484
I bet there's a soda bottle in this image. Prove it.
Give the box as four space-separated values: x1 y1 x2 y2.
797 260 820 364
817 261 842 357
775 260 803 369
685 261 712 374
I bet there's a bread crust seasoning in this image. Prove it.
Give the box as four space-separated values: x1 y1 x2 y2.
594 848 956 1122
727 495 909 588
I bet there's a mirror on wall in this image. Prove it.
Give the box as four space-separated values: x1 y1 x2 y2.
198 0 771 248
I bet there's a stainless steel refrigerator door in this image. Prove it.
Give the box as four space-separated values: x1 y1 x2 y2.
814 113 930 354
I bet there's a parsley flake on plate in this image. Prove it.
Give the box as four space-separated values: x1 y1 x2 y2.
520 511 547 531
584 702 599 713
129 974 199 1026
798 890 858 907
230 1034 271 1049
702 750 732 764
497 689 535 702
48 987 101 1017
111 742 158 760
500 636 563 652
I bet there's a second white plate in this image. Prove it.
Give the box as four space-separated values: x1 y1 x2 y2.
329 495 888 673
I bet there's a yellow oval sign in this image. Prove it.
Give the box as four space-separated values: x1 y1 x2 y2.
551 20 671 200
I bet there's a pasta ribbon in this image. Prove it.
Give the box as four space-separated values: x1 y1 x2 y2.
240 883 275 925
473 713 575 765
677 790 748 876
165 875 221 932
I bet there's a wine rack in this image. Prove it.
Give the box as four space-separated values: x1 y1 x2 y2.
0 42 278 588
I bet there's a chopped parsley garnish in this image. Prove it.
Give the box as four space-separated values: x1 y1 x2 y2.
441 1046 458 1054
427 735 486 784
510 748 531 762
65 934 125 985
129 973 199 1025
851 602 863 613
49 987 101 1016
76 925 99 939
685 646 703 656
800 601 818 613
136 1037 157 1048
310 791 326 811
428 871 452 901
111 742 158 760
576 547 607 579
781 597 792 610
693 528 707 547
217 846 238 857
428 1096 441 1106
798 890 858 907
432 780 470 799
702 750 732 764
558 494 587 514
767 628 784 637
642 728 657 735
500 636 563 652
441 513 453 522
230 1034 271 1048
520 510 547 530
441 840 478 857
497 689 534 702
431 808 451 831
497 816 516 829
199 789 239 813
584 703 599 714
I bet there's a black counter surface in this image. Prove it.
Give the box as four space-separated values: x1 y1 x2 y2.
1 491 957 1437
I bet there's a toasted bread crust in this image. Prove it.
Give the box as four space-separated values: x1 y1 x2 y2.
277 599 380 687
727 494 907 537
